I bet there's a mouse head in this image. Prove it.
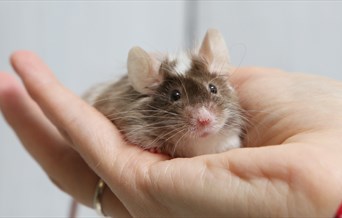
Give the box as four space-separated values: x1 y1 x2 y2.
126 29 241 147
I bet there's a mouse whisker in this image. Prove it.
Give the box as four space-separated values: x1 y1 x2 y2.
89 94 145 103
143 126 186 149
162 126 188 143
123 122 185 137
104 109 179 119
171 128 189 157
145 105 178 116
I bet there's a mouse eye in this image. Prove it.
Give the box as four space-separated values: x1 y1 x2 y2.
170 90 181 101
209 84 217 94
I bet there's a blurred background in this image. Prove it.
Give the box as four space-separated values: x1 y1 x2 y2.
1 1 341 217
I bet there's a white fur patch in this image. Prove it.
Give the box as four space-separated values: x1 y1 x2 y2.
180 127 241 157
168 52 192 75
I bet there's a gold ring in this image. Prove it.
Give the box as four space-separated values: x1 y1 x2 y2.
93 178 106 216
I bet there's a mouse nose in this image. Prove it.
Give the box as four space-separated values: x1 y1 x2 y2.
197 118 211 127
193 106 215 127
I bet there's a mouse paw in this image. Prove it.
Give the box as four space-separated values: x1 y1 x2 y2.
147 147 162 154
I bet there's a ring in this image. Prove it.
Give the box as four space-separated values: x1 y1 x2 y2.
93 178 106 216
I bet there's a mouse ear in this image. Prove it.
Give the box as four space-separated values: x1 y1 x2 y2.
198 29 231 74
127 46 162 94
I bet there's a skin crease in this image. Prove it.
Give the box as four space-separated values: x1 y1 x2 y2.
0 51 342 217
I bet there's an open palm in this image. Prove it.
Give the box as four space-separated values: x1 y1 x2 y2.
1 51 341 217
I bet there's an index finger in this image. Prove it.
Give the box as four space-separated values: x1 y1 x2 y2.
10 51 165 187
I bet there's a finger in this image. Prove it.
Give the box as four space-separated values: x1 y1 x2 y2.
0 72 67 174
10 51 168 198
0 73 131 216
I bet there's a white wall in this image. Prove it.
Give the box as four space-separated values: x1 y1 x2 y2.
194 1 342 79
1 1 341 217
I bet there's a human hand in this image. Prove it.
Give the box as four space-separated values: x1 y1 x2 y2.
1 51 341 217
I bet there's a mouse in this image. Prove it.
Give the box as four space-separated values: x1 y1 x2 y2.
84 29 245 158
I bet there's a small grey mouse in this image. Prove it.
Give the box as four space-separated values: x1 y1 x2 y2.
84 29 245 157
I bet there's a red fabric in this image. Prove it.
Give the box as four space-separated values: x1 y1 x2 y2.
335 202 342 218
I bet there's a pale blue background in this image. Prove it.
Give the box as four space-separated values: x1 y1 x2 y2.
1 1 341 217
